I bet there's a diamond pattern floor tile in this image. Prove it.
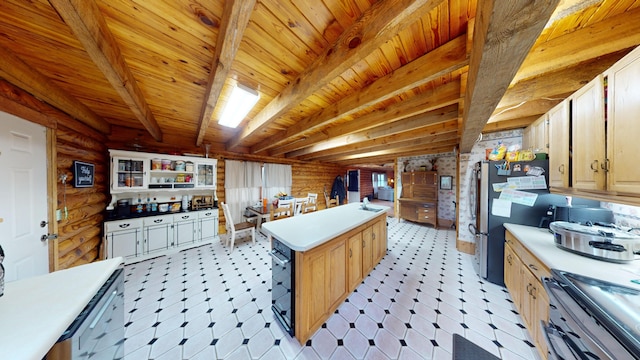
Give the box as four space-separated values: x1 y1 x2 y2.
123 217 541 360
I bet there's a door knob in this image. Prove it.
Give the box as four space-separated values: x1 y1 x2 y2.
41 234 58 242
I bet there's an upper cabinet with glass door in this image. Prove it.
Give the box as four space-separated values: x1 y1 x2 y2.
196 160 217 189
111 155 148 192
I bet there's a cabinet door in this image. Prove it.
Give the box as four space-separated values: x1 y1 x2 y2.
175 220 197 245
107 229 141 259
547 100 570 188
503 244 521 308
371 219 386 265
572 75 606 191
199 217 218 241
347 233 363 291
196 161 217 188
328 240 348 311
606 47 640 194
112 157 147 192
531 115 548 152
145 224 171 253
362 226 374 275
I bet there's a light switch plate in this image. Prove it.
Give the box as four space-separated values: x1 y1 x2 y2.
56 209 62 221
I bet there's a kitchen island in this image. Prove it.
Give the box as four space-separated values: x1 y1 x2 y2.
263 202 388 344
0 257 123 360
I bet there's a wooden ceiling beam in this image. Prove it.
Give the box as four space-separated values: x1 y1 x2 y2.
513 6 640 84
195 0 256 146
483 117 539 133
226 0 445 150
333 143 456 166
289 104 458 159
253 34 468 154
271 80 461 156
48 0 163 141
306 129 459 163
0 44 110 134
459 0 560 152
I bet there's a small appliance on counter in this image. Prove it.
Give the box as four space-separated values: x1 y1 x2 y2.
550 221 640 262
191 195 214 210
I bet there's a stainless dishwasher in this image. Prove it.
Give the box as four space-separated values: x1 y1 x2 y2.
46 268 125 360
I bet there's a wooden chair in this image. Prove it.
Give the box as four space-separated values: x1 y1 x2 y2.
302 201 317 213
271 202 293 221
327 196 339 208
220 202 255 253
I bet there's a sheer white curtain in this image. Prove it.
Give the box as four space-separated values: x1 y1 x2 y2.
264 163 292 200
224 160 262 223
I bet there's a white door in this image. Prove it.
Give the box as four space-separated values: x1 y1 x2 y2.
0 111 49 282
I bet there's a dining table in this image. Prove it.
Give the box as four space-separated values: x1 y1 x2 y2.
245 204 274 234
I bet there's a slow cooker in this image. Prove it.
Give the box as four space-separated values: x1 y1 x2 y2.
550 221 640 262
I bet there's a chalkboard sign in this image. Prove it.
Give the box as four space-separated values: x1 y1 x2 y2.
73 161 94 188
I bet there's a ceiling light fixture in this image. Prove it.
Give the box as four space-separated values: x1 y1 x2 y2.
218 83 260 128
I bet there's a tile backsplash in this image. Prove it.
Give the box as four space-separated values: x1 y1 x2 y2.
602 201 640 228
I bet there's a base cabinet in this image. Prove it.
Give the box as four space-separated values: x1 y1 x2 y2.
105 218 143 259
398 200 437 227
504 230 550 359
295 214 387 344
105 209 219 262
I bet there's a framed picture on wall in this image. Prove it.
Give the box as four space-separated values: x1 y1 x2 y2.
73 160 94 187
439 175 452 190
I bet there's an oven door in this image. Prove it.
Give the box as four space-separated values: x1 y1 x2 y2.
270 245 294 336
542 273 640 360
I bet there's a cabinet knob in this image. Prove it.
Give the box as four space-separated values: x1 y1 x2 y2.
590 160 599 172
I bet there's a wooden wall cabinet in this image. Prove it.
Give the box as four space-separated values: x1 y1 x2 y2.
606 47 640 194
522 114 548 153
504 230 550 359
295 215 387 344
399 171 438 227
547 100 570 188
546 46 640 204
571 75 606 191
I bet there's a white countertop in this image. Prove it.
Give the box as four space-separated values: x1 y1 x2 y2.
262 202 389 251
504 223 640 290
0 257 124 360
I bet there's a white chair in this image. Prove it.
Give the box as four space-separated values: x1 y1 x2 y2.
293 197 309 216
220 202 255 253
307 193 318 211
277 198 294 211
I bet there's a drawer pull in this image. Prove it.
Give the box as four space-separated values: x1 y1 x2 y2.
118 224 130 228
154 219 163 223
182 215 189 219
529 264 538 271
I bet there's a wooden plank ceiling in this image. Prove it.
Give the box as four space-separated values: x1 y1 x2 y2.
1 0 639 169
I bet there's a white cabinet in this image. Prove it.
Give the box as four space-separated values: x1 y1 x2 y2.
174 212 198 246
105 209 219 263
104 218 143 260
196 161 216 188
143 215 173 254
198 209 219 241
109 150 217 192
111 156 148 192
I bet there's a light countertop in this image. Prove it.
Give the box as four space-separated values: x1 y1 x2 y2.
262 202 389 251
504 223 640 290
0 257 124 360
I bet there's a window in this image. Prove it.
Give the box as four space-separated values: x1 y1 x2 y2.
372 173 387 187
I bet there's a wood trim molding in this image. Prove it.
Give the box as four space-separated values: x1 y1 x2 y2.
456 238 474 255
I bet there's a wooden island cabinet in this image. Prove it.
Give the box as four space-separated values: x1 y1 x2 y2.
398 171 438 227
295 214 387 343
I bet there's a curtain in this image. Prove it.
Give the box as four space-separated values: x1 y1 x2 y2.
264 163 292 200
224 160 261 223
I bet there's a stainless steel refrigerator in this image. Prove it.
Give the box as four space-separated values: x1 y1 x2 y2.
468 160 597 285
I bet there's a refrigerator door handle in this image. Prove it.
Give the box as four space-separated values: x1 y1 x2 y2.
468 224 487 237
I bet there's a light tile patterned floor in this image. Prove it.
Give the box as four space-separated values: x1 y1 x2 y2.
123 217 542 359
